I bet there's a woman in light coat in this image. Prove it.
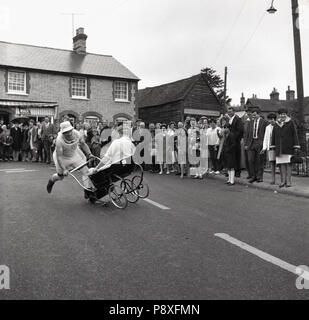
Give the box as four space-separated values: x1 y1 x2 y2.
270 108 300 188
261 113 277 184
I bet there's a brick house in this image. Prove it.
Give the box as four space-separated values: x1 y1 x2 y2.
136 73 223 125
243 87 309 128
0 28 139 126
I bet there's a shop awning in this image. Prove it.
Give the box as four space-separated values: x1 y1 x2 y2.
0 100 57 117
0 101 57 108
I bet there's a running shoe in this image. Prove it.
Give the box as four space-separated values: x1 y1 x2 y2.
46 179 55 193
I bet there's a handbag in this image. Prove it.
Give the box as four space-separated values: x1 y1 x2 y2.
290 155 303 164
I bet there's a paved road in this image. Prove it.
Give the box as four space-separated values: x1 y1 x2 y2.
0 162 309 299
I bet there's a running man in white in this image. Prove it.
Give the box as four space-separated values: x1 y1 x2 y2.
46 121 94 194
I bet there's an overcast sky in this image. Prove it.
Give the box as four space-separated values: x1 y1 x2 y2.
1 0 308 105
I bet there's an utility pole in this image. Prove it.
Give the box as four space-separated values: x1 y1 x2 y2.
267 0 307 160
223 66 228 112
291 0 306 155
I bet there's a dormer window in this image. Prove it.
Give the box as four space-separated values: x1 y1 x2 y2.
8 71 26 94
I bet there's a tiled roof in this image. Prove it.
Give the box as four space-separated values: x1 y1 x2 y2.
246 98 296 112
246 97 309 115
136 74 202 108
0 41 139 80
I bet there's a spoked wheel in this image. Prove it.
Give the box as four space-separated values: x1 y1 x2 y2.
120 179 139 203
132 175 150 199
108 185 128 209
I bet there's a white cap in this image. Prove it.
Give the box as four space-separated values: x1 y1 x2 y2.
60 121 73 133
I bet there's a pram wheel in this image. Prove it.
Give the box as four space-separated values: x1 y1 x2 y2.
120 179 139 203
132 175 150 199
108 185 128 209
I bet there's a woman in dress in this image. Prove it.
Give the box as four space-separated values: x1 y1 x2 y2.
175 122 188 178
166 122 176 173
157 124 169 174
187 118 202 179
222 124 237 186
21 123 30 161
271 108 300 188
261 113 277 185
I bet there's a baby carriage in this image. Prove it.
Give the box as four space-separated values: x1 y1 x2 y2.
69 156 149 209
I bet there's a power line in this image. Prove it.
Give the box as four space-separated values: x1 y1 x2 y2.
211 0 248 67
109 0 130 14
231 10 266 64
61 13 85 38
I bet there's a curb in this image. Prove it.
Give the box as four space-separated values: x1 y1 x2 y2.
208 173 309 200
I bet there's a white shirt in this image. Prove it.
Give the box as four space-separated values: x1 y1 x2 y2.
253 117 261 139
229 115 236 125
103 136 136 166
206 127 220 146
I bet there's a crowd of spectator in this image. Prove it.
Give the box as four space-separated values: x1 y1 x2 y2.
0 105 301 187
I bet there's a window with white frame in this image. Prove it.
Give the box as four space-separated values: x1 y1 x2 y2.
71 77 87 98
8 71 26 94
114 81 128 101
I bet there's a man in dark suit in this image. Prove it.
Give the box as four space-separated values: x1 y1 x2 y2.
10 122 22 161
227 106 244 177
245 107 267 183
41 116 57 164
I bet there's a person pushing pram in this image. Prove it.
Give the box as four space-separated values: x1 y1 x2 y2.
46 121 94 194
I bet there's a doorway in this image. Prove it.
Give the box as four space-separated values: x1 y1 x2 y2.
0 111 10 125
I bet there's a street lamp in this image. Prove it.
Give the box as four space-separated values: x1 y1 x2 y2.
267 0 306 158
267 0 277 14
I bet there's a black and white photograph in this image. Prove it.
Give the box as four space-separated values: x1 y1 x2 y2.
0 0 309 306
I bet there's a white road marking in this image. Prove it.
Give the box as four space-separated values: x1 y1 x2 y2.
0 168 25 172
142 198 170 210
215 233 309 280
5 170 38 173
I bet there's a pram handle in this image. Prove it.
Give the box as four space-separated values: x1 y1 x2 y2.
69 156 101 174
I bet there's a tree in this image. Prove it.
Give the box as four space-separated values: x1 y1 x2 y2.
200 67 231 106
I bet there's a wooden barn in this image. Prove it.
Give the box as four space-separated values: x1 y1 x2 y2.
135 74 223 125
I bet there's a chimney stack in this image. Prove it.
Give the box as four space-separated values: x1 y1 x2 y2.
240 93 245 106
270 88 279 101
73 27 87 54
286 86 295 101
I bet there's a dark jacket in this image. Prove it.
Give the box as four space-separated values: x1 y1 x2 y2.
245 118 267 149
0 133 13 146
242 116 251 147
271 119 300 156
230 115 244 142
41 122 56 140
21 128 30 151
10 126 22 150
223 131 237 169
100 126 112 147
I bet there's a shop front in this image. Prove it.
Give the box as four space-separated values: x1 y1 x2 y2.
0 101 58 124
